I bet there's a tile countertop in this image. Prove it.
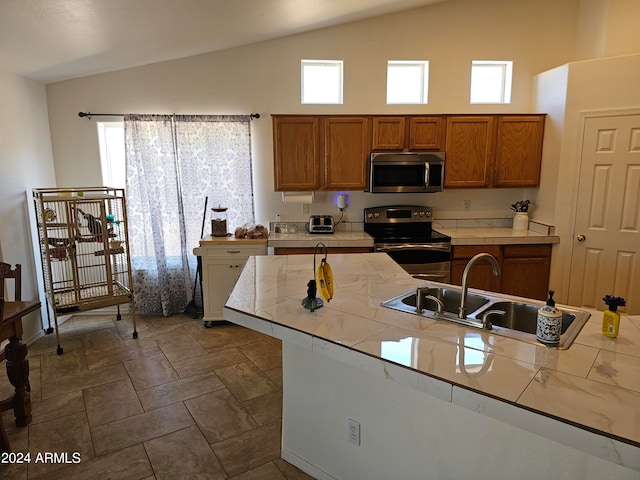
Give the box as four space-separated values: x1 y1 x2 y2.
439 227 560 245
265 222 559 248
224 253 640 470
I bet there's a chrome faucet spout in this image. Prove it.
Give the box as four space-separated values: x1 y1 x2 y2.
416 287 445 316
416 287 445 315
459 253 501 319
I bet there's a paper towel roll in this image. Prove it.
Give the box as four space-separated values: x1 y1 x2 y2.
281 192 314 204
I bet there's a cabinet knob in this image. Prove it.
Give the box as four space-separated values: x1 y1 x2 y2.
577 234 586 242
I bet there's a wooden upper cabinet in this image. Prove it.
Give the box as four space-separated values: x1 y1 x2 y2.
372 117 406 150
324 117 371 190
273 116 321 191
493 116 545 187
272 115 370 191
444 114 545 188
372 116 445 151
409 117 446 150
444 116 495 188
273 114 545 191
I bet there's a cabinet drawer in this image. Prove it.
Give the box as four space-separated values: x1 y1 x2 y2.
503 244 551 258
452 245 501 259
201 244 266 257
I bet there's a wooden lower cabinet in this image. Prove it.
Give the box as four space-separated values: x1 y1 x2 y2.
450 244 551 301
450 245 502 292
501 245 552 300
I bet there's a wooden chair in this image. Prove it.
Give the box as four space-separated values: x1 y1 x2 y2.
0 262 21 302
0 262 37 452
0 297 9 452
0 262 21 364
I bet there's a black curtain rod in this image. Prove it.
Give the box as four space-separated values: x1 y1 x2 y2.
78 111 261 120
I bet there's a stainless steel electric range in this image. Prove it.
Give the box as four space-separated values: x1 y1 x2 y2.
364 205 451 282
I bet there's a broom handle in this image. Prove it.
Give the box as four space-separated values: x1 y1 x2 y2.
192 196 208 299
200 196 208 239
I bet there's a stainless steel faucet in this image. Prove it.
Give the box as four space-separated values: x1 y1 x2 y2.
416 287 445 316
459 253 501 319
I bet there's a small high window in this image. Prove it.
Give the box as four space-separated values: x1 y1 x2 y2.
301 60 343 104
387 61 429 104
470 60 513 104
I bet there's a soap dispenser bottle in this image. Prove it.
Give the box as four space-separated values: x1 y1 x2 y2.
602 295 626 338
536 290 562 345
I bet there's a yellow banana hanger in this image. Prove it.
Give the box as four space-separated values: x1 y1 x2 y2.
302 242 333 311
316 257 334 302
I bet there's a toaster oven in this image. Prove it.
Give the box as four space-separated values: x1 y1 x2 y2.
308 215 335 234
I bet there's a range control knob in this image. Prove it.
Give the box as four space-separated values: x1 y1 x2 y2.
367 213 373 219
425 210 432 217
373 212 380 218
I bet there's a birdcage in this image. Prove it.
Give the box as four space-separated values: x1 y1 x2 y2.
33 187 137 355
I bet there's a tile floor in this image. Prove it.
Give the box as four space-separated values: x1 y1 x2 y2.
0 313 314 479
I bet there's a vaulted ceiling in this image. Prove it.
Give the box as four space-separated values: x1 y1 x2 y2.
0 0 450 83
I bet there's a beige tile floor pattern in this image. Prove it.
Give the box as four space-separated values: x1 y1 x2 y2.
0 313 315 480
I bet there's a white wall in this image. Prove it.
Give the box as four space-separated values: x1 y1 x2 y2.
0 70 56 343
45 0 580 227
534 54 640 302
575 0 640 60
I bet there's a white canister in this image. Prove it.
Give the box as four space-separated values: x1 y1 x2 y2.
513 212 529 231
536 290 562 345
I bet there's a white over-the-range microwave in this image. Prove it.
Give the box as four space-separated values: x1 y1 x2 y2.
368 152 445 193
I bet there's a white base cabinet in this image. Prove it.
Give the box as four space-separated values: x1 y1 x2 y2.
197 238 266 322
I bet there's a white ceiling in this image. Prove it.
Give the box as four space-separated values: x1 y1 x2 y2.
0 0 450 84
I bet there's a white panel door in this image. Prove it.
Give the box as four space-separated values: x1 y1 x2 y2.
569 114 640 313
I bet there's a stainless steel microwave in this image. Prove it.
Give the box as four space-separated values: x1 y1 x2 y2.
368 152 445 193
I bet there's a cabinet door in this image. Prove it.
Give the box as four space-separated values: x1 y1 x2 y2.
493 116 545 187
409 117 445 150
202 257 239 320
200 243 266 320
273 116 321 191
450 245 502 292
444 116 495 188
372 117 406 150
450 260 502 292
501 257 550 300
324 117 371 190
501 244 551 300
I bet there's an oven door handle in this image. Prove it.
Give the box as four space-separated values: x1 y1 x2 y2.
376 243 450 252
424 162 430 189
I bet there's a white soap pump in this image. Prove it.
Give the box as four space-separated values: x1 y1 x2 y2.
536 290 562 345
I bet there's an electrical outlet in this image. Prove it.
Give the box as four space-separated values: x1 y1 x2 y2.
302 204 309 214
348 418 360 446
463 200 471 211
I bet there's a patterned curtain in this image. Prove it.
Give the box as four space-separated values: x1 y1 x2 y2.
124 114 254 316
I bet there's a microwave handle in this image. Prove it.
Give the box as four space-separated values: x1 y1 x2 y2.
424 162 430 188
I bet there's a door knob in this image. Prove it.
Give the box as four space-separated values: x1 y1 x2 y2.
577 234 586 242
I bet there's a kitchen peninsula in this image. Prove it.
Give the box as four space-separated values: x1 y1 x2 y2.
224 253 639 480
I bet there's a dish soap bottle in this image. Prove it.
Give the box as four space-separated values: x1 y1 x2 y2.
602 295 626 338
536 290 562 345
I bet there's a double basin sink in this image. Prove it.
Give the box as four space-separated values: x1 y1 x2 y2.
381 284 591 349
